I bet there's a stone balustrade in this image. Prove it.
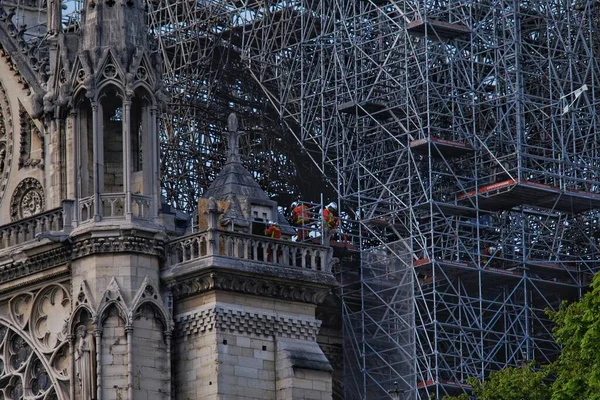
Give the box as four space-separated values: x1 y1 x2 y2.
167 229 333 273
79 195 95 222
78 193 154 222
131 194 152 220
100 193 126 218
0 207 67 249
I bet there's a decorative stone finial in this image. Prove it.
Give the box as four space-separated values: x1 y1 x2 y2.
226 113 241 164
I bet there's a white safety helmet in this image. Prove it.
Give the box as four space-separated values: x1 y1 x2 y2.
327 202 338 210
291 201 298 209
268 220 278 225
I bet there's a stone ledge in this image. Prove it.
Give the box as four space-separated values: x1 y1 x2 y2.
174 306 322 341
164 265 333 304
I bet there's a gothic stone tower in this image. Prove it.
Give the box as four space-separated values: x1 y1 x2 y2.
0 0 338 398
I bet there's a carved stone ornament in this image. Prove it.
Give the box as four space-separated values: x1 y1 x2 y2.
18 101 44 170
175 306 322 341
10 178 45 221
168 272 330 305
71 235 165 259
0 76 13 206
75 325 96 400
0 247 70 287
0 283 71 399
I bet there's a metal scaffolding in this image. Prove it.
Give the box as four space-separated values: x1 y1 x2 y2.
155 0 600 398
7 0 600 398
300 1 600 398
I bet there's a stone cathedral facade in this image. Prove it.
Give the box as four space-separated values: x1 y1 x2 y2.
0 0 339 398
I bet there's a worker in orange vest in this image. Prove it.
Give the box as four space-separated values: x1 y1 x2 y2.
291 201 310 242
322 202 339 231
264 220 282 239
264 220 281 262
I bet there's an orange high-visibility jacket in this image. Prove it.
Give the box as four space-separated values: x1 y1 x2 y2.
265 225 282 239
292 204 310 226
323 208 339 229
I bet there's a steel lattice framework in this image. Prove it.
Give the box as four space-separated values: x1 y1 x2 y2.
6 0 600 398
146 0 599 398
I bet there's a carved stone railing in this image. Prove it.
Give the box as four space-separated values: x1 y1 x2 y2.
0 207 66 249
78 195 95 222
100 193 126 218
78 194 154 222
131 194 153 220
166 230 333 273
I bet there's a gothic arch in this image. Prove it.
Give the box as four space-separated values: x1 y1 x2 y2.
0 284 71 400
68 305 95 337
97 302 128 328
95 82 124 103
131 84 155 106
129 279 172 336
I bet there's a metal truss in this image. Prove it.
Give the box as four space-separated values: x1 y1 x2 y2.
179 0 600 398
304 1 600 398
9 0 600 398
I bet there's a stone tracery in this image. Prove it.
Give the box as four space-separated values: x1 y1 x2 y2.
10 178 45 221
0 77 13 206
0 284 71 400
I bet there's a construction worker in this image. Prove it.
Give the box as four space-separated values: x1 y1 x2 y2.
291 201 310 242
322 202 339 231
264 220 282 239
264 220 281 262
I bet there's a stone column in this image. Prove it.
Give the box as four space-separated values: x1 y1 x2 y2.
126 325 134 400
150 106 159 220
91 102 101 221
123 100 132 220
94 328 102 400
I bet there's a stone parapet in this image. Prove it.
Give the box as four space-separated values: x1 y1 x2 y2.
166 229 333 273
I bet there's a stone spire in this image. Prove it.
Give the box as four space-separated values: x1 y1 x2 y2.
203 113 269 201
226 112 241 164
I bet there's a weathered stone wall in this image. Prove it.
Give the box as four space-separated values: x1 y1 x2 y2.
216 331 276 399
101 306 129 400
173 291 332 400
277 367 333 400
132 304 170 399
173 326 219 399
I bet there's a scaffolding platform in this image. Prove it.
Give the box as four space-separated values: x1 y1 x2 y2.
414 201 478 218
457 179 600 213
410 137 474 159
415 257 528 284
406 19 470 40
415 258 476 279
338 101 404 120
525 259 578 273
418 380 472 390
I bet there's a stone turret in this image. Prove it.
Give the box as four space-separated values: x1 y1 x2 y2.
200 113 295 236
56 1 172 399
163 114 337 399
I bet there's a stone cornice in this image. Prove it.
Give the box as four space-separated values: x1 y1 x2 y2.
167 270 331 305
174 306 322 341
71 234 165 260
0 245 71 288
0 228 167 285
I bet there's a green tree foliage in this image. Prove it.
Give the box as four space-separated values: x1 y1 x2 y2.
443 363 550 400
444 273 600 400
548 272 600 400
